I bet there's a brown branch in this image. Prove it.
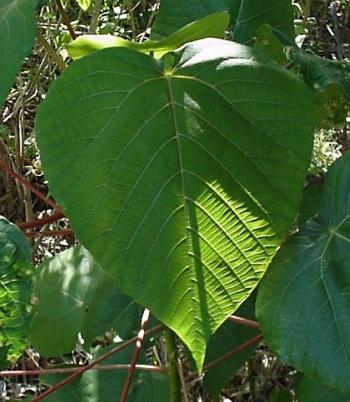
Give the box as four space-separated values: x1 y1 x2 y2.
56 0 77 40
228 315 260 329
203 333 263 372
0 160 61 212
0 364 165 377
31 324 165 402
24 229 74 237
36 28 67 71
17 211 64 230
119 309 150 402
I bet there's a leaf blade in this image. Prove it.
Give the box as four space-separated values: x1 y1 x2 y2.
257 151 350 392
35 39 314 370
0 0 35 106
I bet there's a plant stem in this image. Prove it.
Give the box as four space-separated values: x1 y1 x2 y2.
0 160 61 211
0 364 166 377
17 211 64 230
31 324 164 402
204 333 263 372
89 0 103 33
56 0 77 40
228 315 260 329
24 229 74 237
119 309 150 402
165 329 181 402
36 29 67 71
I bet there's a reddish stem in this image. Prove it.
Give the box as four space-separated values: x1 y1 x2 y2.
0 364 165 377
56 0 77 39
228 315 260 329
0 160 61 212
203 333 263 371
119 309 150 402
24 229 74 237
31 324 164 402
17 211 64 229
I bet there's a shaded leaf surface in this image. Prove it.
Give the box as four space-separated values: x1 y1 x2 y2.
30 246 140 356
290 50 350 100
0 0 35 106
297 376 350 402
82 278 141 344
36 39 314 369
151 0 232 40
0 216 34 366
297 183 323 228
233 0 295 45
204 293 259 398
257 152 350 392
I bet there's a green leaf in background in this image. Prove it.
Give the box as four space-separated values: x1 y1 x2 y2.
233 0 295 45
0 0 36 106
0 216 34 367
151 0 233 40
254 24 288 65
204 293 259 399
76 0 92 11
256 151 350 392
82 277 141 344
67 12 229 60
289 50 350 127
297 183 323 228
290 50 350 100
40 344 170 402
297 376 350 402
35 39 314 370
30 245 140 356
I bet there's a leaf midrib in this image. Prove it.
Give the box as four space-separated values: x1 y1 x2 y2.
165 75 197 330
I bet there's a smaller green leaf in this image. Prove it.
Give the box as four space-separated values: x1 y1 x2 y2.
297 183 323 228
151 0 229 40
291 50 350 100
82 279 141 344
30 245 140 356
233 0 295 45
0 0 36 106
268 388 293 402
290 49 350 127
204 293 259 399
0 216 34 364
67 11 229 59
254 24 288 65
297 376 350 402
256 151 350 392
76 0 92 11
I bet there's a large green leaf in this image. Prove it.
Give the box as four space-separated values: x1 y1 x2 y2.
256 152 350 392
41 344 170 402
35 39 314 370
30 245 140 356
0 0 36 106
297 376 350 402
0 216 34 366
151 0 233 40
233 0 294 45
67 12 230 60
